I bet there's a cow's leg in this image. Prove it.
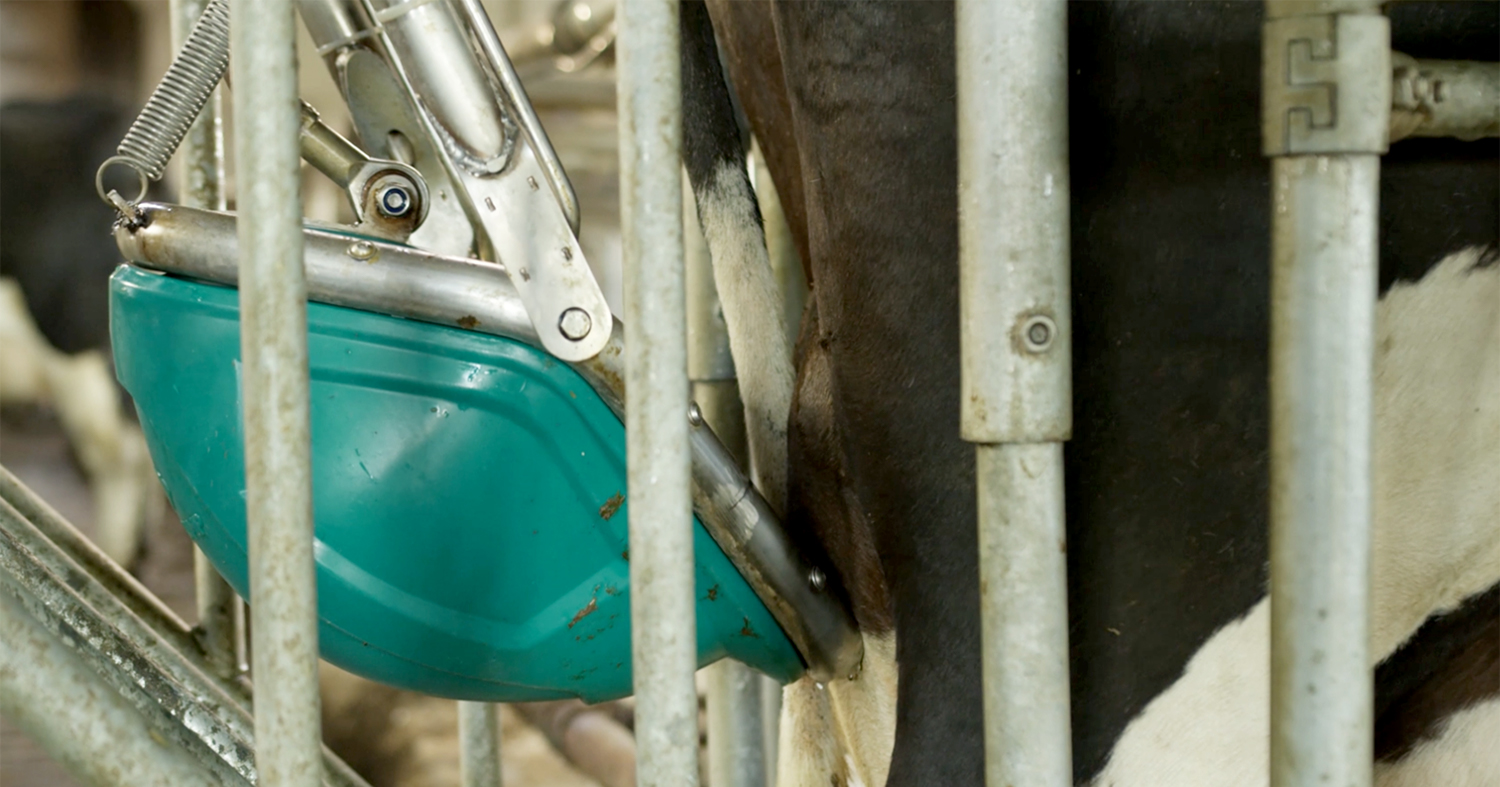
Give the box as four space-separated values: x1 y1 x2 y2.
768 2 982 784
0 278 155 567
681 0 796 513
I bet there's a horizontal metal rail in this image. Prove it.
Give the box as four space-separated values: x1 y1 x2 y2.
1390 54 1499 142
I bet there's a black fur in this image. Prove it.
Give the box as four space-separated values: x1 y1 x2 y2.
1374 583 1500 762
693 1 1498 784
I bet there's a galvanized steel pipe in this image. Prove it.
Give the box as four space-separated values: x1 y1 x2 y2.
231 0 324 783
957 0 1074 784
458 701 504 787
1262 2 1386 785
172 0 241 681
618 2 699 786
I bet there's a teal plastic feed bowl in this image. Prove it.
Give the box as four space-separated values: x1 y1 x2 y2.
110 265 803 702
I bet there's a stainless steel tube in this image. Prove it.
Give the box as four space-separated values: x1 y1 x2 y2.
173 0 241 681
458 701 504 787
957 1 1074 785
618 1 697 784
232 0 323 783
1262 3 1386 786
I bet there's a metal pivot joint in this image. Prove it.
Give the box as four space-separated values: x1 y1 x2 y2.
1262 3 1386 787
344 0 613 362
298 99 430 241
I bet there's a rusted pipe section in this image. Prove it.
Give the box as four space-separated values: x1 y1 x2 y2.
231 0 323 782
0 468 372 787
0 583 225 786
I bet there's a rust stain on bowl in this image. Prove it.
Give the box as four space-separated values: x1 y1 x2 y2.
599 492 625 520
568 597 598 629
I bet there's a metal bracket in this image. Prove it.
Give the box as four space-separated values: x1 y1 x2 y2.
1262 13 1391 156
342 0 612 362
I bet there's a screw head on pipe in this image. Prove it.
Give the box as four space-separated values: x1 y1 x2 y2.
687 403 704 426
558 307 592 341
808 568 827 592
1021 314 1057 354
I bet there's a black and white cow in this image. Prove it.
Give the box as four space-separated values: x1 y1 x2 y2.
679 2 1499 785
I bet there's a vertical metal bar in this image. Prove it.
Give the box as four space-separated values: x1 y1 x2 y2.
458 701 504 787
618 2 697 786
686 173 768 787
705 661 769 787
956 1 1073 785
1262 4 1387 785
231 0 323 784
173 0 242 680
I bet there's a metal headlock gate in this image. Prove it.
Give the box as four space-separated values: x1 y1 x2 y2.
958 2 1496 787
2 0 1496 785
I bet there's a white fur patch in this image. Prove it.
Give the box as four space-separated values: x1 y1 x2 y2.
1374 697 1500 787
778 630 899 787
828 630 898 787
778 677 852 787
694 161 797 514
1093 249 1500 786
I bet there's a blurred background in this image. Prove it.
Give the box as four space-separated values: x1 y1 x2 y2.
0 1 649 784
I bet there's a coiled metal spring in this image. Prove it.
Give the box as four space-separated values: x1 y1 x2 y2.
97 0 230 207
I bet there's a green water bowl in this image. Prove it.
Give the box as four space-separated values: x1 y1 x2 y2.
110 265 803 702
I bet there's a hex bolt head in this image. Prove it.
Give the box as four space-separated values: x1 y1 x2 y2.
1021 314 1057 354
808 568 827 592
558 307 592 341
377 185 412 218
